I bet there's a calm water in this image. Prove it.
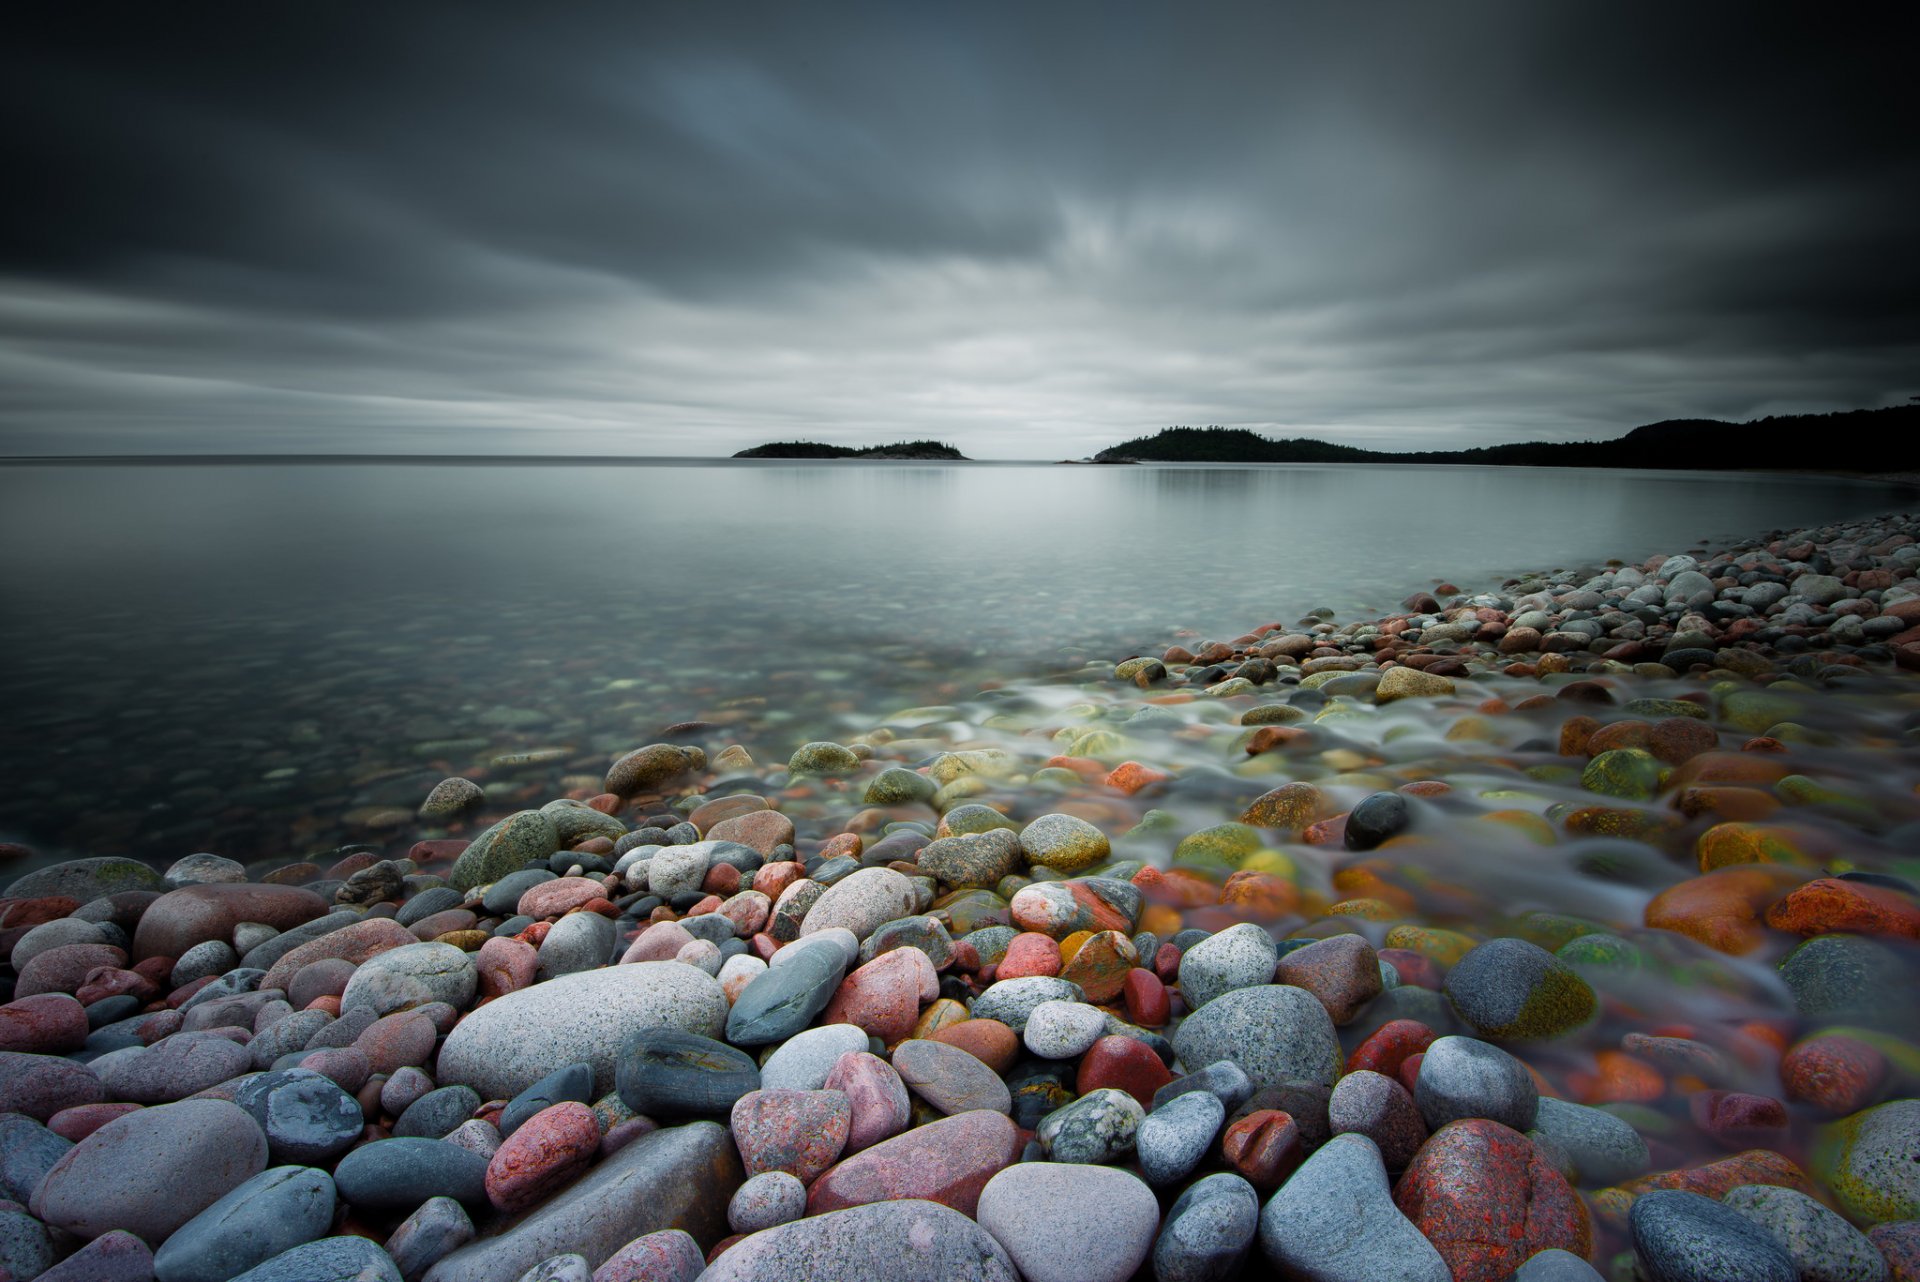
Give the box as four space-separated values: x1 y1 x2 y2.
0 460 1908 863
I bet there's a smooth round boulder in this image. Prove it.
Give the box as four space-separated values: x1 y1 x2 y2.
1443 938 1596 1040
152 1165 337 1282
1170 985 1341 1088
1154 1172 1259 1282
799 868 918 942
977 1162 1158 1282
1018 814 1112 874
616 1028 761 1118
435 961 727 1100
1629 1189 1796 1282
1176 924 1279 1012
1393 1119 1591 1281
1414 1035 1540 1133
339 941 478 1016
703 1199 1018 1282
32 1098 268 1246
232 1068 365 1165
133 884 329 963
1257 1133 1449 1282
333 1137 490 1212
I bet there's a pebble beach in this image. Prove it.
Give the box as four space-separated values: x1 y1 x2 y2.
4 504 1920 1282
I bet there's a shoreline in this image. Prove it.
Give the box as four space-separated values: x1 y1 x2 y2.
2 508 1919 1279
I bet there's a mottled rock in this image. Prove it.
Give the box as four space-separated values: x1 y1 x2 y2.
1257 1132 1450 1282
1138 1088 1225 1186
1036 1087 1144 1164
806 1109 1020 1216
1171 985 1341 1088
152 1164 337 1282
702 1199 1017 1282
891 1037 1012 1115
1394 1119 1591 1281
1723 1183 1887 1282
728 1170 806 1234
1414 1035 1539 1132
977 1162 1158 1282
1177 923 1278 1011
1629 1189 1796 1282
1444 938 1596 1040
1153 1172 1259 1282
231 1067 364 1164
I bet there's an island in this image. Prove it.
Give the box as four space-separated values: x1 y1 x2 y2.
1090 403 1920 470
732 440 969 460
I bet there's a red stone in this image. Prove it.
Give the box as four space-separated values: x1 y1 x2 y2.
354 1011 437 1075
1764 877 1920 941
702 863 743 897
1620 1149 1812 1200
751 862 805 900
1076 1036 1173 1110
1377 949 1443 990
0 993 90 1055
928 1019 1019 1075
1393 1119 1592 1282
1057 931 1136 1003
1869 1222 1920 1282
731 1089 851 1183
805 1108 1020 1217
1221 1109 1304 1191
1123 969 1170 1027
822 948 938 1045
1781 1033 1888 1115
1274 934 1381 1026
1397 1052 1425 1097
997 933 1062 980
131 884 329 963
47 1101 144 1142
1689 1090 1789 1149
485 1100 601 1213
1347 1019 1437 1078
709 810 797 856
823 1051 911 1153
516 877 607 920
259 918 418 992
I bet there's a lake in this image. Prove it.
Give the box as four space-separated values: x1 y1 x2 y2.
0 459 1909 864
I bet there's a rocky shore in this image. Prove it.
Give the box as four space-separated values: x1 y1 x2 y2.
3 508 1920 1281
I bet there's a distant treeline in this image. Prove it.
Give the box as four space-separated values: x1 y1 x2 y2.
1092 404 1920 469
733 439 968 460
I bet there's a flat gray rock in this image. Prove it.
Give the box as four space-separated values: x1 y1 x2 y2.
700 1199 1018 1282
1138 1088 1225 1186
436 961 727 1099
1257 1133 1449 1282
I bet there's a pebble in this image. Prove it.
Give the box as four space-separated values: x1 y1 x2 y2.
823 1050 911 1151
805 1108 1020 1216
228 1235 404 1282
398 1085 485 1139
232 1067 365 1163
1153 1172 1259 1282
1135 1089 1227 1185
1414 1035 1540 1132
1170 984 1342 1088
1022 998 1107 1058
1018 813 1112 873
1036 1087 1144 1163
1394 1118 1591 1280
725 942 845 1046
151 1164 337 1282
1531 1095 1649 1185
500 1062 595 1137
0 1113 71 1204
0 1202 53 1281
1817 1099 1920 1224
516 1255 592 1282
1258 1132 1451 1282
730 1088 851 1182
1152 1059 1254 1113
615 1029 760 1117
1629 1189 1797 1282
1511 1250 1606 1282
589 1228 704 1282
891 1037 1013 1115
821 945 938 1044
436 961 728 1100
1176 922 1277 1010
976 1161 1159 1282
702 1199 1018 1282
487 1101 602 1214
1443 938 1596 1040
728 1170 807 1234
385 1197 475 1282
32 1097 268 1246
32 1230 155 1282
756 1022 868 1091
1723 1183 1888 1282
333 1137 491 1212
1329 1068 1427 1170
537 912 618 980
798 867 919 941
98 1030 254 1102
1272 932 1383 1025
968 976 1085 1031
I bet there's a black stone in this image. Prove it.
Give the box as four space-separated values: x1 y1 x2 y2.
395 1084 483 1139
332 1137 489 1212
615 1030 760 1118
725 943 847 1046
1344 792 1410 852
233 1068 364 1165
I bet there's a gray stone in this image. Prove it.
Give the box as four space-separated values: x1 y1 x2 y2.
483 871 556 918
422 1121 740 1282
1443 937 1596 1041
725 944 845 1047
5 857 165 902
1414 1035 1539 1132
1629 1189 1796 1282
173 939 242 988
153 1165 337 1282
420 777 486 820
1022 999 1107 1059
399 887 467 928
397 1085 484 1139
969 976 1085 1032
1177 923 1278 1011
517 1256 591 1282
341 941 478 1016
1171 985 1341 1088
436 961 728 1100
1530 1096 1648 1186
728 1170 807 1234
33 1230 155 1282
535 912 617 981
699 1198 1017 1282
1151 1059 1254 1114
977 1162 1157 1282
1137 1088 1225 1186
11 917 109 971
1257 1133 1450 1282
443 1119 502 1159
1328 1068 1427 1171
1780 936 1918 1029
757 1023 867 1092
617 1030 759 1118
1154 1173 1258 1282
449 811 559 893
799 867 918 941
0 1049 103 1120
1036 1087 1144 1164
646 844 714 897
334 1138 490 1213
385 1197 474 1282
229 1236 404 1282
500 1062 595 1137
891 1038 1012 1116
234 1067 365 1164
1512 1247 1606 1281
0 1202 53 1282
0 1112 72 1204
1723 1184 1886 1282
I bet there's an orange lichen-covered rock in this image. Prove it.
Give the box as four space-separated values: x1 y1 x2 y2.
1394 1119 1592 1282
1104 761 1169 795
1668 751 1792 790
1766 878 1920 941
1644 866 1807 954
1693 821 1813 871
1619 1148 1812 1201
1676 786 1781 823
1219 870 1300 918
1558 716 1601 757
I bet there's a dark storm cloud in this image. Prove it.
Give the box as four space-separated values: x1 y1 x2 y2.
2 2 1916 456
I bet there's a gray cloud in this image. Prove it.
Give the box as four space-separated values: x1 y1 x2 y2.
2 2 1915 457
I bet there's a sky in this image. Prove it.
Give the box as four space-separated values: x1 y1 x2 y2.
2 3 1915 459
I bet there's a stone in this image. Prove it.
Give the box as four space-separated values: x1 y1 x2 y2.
0 1113 71 1204
500 1063 594 1137
398 1085 485 1139
538 912 618 981
730 1088 850 1182
616 1029 759 1118
786 741 860 775
517 1255 591 1282
232 1067 364 1164
589 1228 703 1282
968 976 1084 1031
757 1023 868 1092
918 831 1021 890
1153 1172 1259 1282
1511 1250 1605 1282
260 916 419 992
98 1032 255 1103
437 961 728 1100
132 883 330 963
728 1170 806 1234
487 1101 602 1214
1177 923 1278 1010
1444 938 1596 1040
1629 1189 1796 1282
33 1231 155 1282
1781 935 1919 1028
1329 1069 1426 1171
806 1109 1020 1216
1414 1035 1539 1132
1036 1087 1144 1164
341 941 478 1016
1019 813 1112 874
823 1050 910 1152
1171 984 1342 1088
0 992 88 1054
605 744 704 797
152 1164 337 1282
891 1037 1012 1115
977 1162 1158 1282
1139 1088 1226 1186
228 1236 404 1282
1258 1132 1450 1282
422 1121 738 1282
1723 1183 1887 1282
799 867 918 941
1816 1099 1920 1225
5 856 165 902
335 1137 490 1212
821 946 938 1044
1022 998 1107 1059
1394 1119 1591 1281
725 942 845 1047
702 1199 1017 1282
0 1202 53 1281
1273 932 1382 1026
1345 791 1411 851
1531 1095 1649 1186
32 1097 268 1246
449 811 560 892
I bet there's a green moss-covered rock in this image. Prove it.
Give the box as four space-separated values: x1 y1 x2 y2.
1814 1099 1920 1225
1019 813 1111 874
1241 703 1307 727
1442 936 1597 1040
1581 748 1667 801
1172 823 1264 874
1622 697 1708 720
1556 933 1645 975
1237 781 1330 833
788 741 862 775
604 743 705 796
449 809 559 892
1720 689 1803 734
939 803 1018 837
864 766 936 806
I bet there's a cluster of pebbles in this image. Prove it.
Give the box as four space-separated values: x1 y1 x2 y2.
1 510 1919 1281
